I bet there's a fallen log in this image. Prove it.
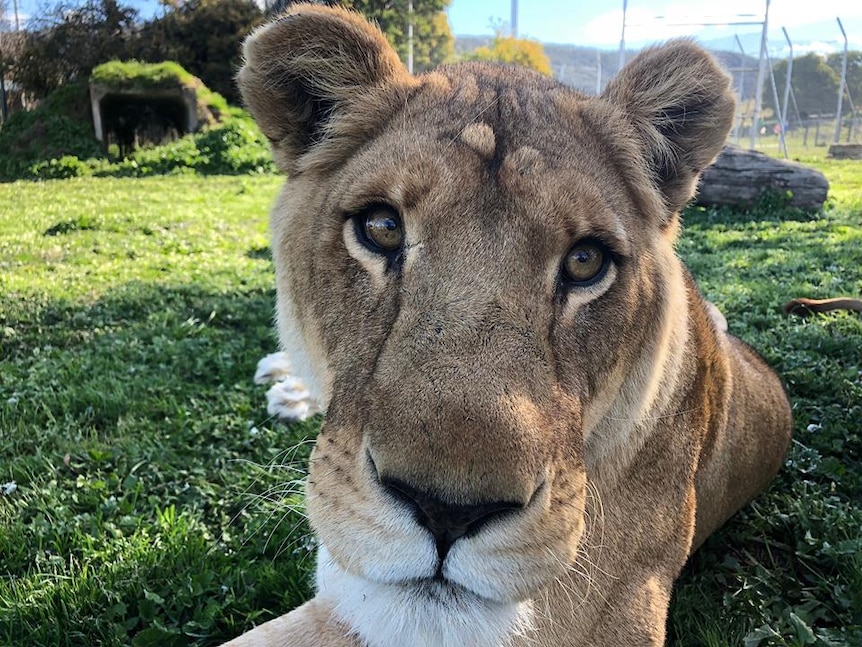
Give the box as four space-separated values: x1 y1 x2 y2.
827 143 862 160
697 145 829 211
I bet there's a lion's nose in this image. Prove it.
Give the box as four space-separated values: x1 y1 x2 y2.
381 477 523 561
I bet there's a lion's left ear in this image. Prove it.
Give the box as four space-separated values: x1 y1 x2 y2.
602 40 735 213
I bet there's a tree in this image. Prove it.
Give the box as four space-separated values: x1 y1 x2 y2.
350 0 452 71
0 0 10 120
13 0 138 98
266 1 453 72
827 50 862 115
409 9 454 71
134 0 263 104
768 52 839 118
464 33 552 76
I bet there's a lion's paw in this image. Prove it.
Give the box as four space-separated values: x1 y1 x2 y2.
255 353 319 422
266 377 318 421
254 352 294 385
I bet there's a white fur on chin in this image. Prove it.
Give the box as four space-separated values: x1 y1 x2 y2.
315 546 534 647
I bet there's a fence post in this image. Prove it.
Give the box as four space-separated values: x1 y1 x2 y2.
833 18 848 144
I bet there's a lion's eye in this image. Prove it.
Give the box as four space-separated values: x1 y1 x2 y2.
562 240 609 286
357 206 403 253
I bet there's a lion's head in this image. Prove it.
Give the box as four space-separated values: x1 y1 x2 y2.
238 5 734 646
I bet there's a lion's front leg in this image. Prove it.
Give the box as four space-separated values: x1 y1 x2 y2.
221 597 363 647
583 577 671 646
526 568 675 647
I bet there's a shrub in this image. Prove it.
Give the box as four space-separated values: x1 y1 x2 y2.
89 115 276 178
29 155 93 180
464 33 552 75
0 83 103 181
132 0 264 104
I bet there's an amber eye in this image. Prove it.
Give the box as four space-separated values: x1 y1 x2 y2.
562 240 609 286
357 206 403 253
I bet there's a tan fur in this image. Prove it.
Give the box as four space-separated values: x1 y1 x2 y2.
229 5 793 645
221 599 362 647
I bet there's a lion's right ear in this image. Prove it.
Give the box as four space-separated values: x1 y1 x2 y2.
237 4 414 174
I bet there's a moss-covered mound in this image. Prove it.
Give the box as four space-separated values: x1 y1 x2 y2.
90 60 198 88
90 60 229 123
0 60 272 182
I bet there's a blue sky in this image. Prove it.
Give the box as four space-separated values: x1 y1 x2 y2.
7 0 862 52
448 0 862 52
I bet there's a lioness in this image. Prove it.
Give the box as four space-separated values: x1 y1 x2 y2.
228 5 793 646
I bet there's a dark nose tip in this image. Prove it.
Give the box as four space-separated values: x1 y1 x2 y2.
381 477 522 560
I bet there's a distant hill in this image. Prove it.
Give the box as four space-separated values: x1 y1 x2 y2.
455 35 760 99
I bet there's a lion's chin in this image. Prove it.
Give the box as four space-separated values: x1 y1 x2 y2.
315 545 535 647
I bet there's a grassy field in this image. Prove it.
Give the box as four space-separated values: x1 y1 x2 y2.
0 166 860 646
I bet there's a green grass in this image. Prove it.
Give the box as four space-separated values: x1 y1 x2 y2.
0 176 316 645
746 118 861 164
669 161 862 646
0 164 860 646
0 82 271 182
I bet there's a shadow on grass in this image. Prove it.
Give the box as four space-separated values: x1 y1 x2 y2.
245 245 272 261
1 279 320 646
686 194 827 226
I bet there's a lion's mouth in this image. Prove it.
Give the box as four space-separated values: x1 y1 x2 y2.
405 574 497 604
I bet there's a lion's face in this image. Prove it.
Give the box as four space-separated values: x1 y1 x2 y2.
278 62 675 595
239 6 734 645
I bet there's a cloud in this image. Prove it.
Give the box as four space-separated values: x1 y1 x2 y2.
0 10 29 29
793 40 843 55
580 3 767 46
577 1 862 48
771 0 862 28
